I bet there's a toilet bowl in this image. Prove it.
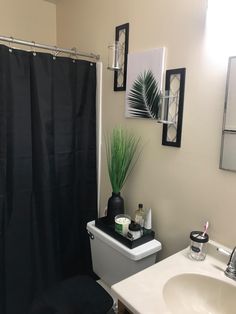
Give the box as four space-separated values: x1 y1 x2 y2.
87 220 162 287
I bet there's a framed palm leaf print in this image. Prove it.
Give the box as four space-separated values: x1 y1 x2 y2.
125 48 165 118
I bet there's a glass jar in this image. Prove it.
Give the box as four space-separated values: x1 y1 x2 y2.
189 231 209 261
114 214 131 236
127 222 142 240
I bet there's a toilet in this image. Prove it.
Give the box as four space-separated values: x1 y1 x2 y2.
87 220 162 287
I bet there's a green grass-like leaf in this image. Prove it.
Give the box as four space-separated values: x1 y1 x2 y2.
105 128 140 193
128 69 161 119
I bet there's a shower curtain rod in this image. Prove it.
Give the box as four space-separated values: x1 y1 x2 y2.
0 35 100 61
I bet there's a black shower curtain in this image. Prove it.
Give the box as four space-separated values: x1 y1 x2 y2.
0 44 98 314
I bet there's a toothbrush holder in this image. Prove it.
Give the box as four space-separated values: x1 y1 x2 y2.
189 231 209 261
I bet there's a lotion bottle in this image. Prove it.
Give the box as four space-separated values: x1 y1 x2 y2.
144 208 152 235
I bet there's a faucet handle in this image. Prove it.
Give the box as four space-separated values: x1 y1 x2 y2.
217 247 231 257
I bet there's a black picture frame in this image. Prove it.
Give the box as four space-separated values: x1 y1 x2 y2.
162 68 186 147
114 23 129 91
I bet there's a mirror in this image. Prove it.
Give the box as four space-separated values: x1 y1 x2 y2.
220 56 236 171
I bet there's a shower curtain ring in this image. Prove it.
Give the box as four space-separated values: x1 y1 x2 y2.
53 46 59 60
32 41 36 56
71 47 77 63
9 36 14 52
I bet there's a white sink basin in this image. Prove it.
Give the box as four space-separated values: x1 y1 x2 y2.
112 241 236 314
163 273 236 314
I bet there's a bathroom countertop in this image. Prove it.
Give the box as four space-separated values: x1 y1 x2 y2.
111 241 236 314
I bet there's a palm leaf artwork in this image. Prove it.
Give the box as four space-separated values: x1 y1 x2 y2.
128 69 161 119
105 128 140 194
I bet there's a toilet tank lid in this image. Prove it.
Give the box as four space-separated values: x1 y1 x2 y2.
87 220 162 261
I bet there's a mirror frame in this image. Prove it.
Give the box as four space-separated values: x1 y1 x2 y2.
219 56 236 172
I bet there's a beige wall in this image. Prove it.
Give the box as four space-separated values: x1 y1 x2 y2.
56 0 236 259
0 0 56 47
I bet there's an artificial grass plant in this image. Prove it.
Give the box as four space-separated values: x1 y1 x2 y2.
105 127 140 194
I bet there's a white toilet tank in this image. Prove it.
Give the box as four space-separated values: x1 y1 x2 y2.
87 220 162 287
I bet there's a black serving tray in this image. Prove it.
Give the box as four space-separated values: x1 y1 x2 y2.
95 217 155 249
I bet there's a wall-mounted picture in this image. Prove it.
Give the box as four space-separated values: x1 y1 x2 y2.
125 48 165 118
162 68 186 147
114 23 129 91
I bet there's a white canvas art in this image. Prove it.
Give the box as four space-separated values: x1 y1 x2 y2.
125 48 165 118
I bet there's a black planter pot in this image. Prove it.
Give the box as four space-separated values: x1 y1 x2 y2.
106 192 124 225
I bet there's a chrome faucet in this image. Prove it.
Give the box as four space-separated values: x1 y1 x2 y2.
217 247 236 281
